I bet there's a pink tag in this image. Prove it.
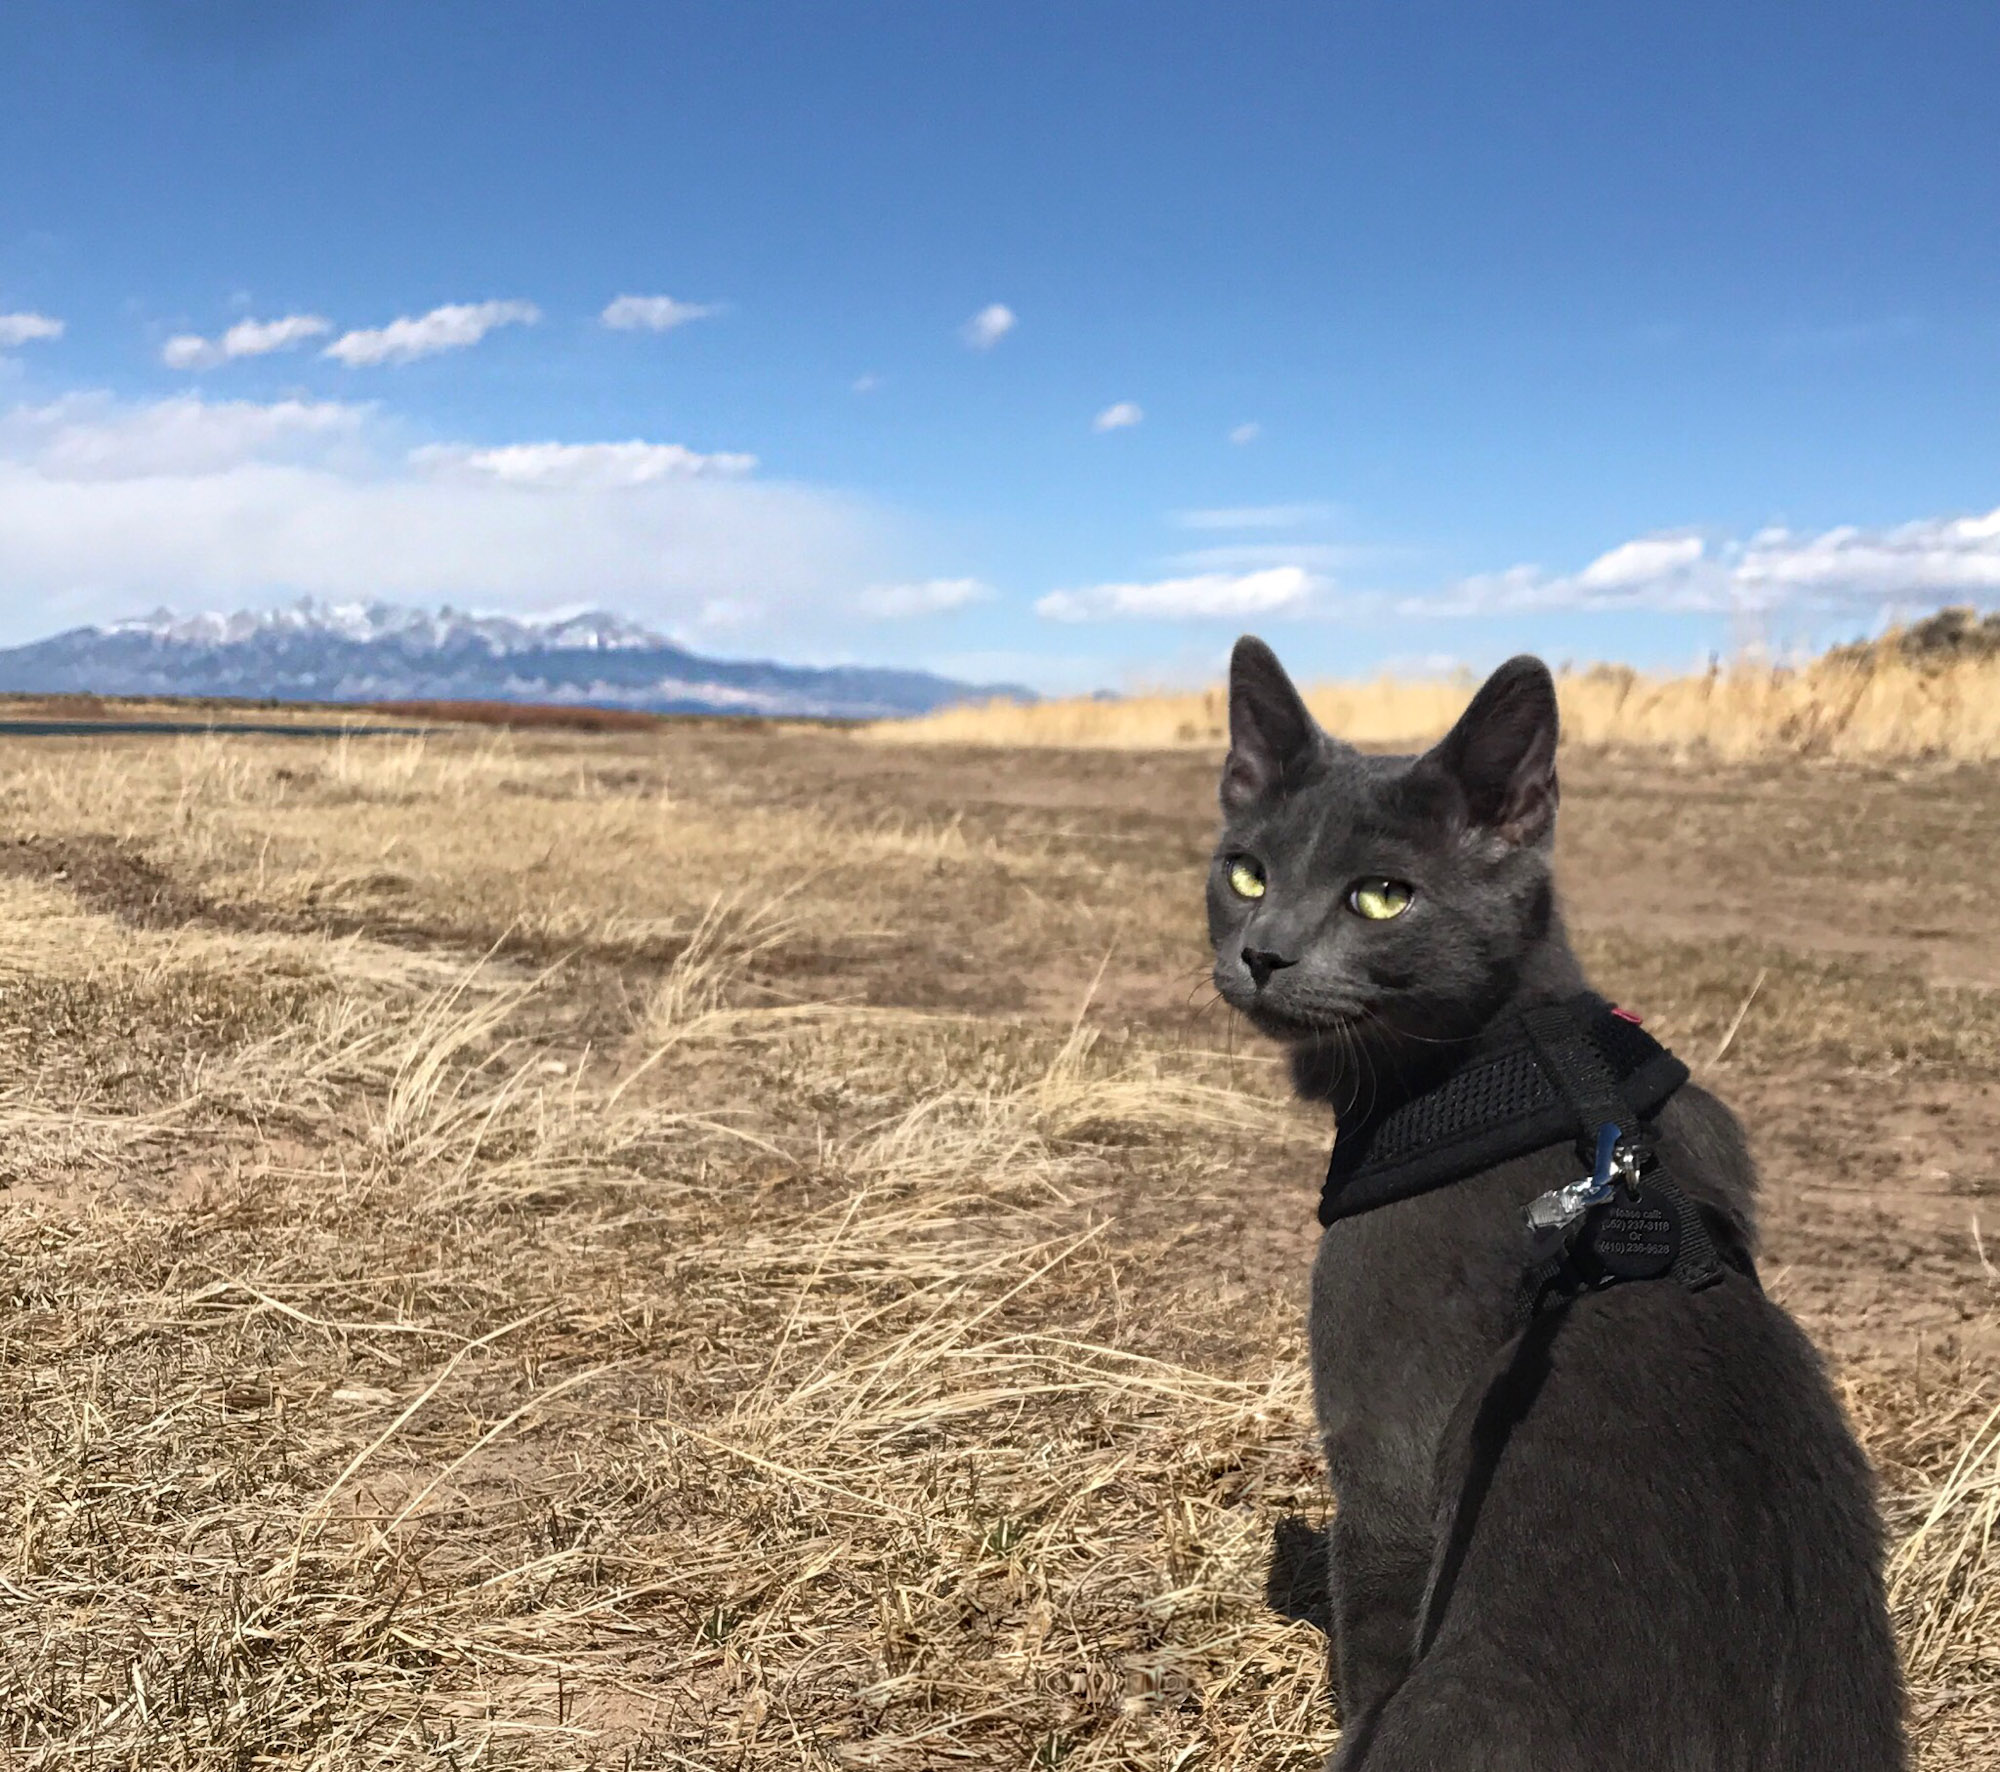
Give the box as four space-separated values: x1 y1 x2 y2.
1611 1006 1644 1025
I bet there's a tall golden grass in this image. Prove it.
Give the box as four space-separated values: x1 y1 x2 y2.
871 649 2000 762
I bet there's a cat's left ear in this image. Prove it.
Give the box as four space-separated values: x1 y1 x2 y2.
1223 636 1321 813
1419 655 1560 844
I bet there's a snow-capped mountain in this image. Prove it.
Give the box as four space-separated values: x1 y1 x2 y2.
0 601 1025 720
102 603 668 655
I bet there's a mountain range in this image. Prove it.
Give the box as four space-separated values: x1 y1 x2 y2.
0 603 1024 720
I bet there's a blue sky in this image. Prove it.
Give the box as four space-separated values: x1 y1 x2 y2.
2 1 1998 691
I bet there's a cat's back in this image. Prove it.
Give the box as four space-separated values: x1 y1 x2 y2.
1379 1258 1904 1771
1311 1078 1903 1769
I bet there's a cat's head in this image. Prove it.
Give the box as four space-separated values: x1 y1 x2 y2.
1208 637 1567 1089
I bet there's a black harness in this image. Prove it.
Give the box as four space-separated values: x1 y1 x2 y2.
1266 993 1764 1680
1319 992 1753 1316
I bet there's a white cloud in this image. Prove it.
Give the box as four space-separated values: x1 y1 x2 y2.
161 313 332 370
1735 511 2000 601
0 313 64 348
1229 422 1261 445
1575 534 1705 589
856 577 992 618
414 440 757 487
1093 401 1143 432
961 303 1016 350
0 392 887 646
1175 502 1334 531
1037 565 1320 622
600 294 719 332
324 300 540 367
851 372 881 393
1420 511 2000 616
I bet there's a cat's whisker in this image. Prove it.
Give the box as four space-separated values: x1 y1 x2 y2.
1352 1020 1383 1126
1356 1001 1480 1051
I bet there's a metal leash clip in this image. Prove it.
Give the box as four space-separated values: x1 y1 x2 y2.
1523 1121 1642 1235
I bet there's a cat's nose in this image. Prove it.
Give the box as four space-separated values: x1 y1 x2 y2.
1242 947 1298 989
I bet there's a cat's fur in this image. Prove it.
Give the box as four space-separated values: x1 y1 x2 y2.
1210 637 1904 1771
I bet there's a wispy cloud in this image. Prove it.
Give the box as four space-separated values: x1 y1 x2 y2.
856 577 992 617
161 312 331 370
960 303 1016 350
1034 502 2000 628
1092 401 1143 432
2 392 367 479
0 312 65 348
414 440 757 487
1167 543 1357 573
1735 510 2000 603
1174 502 1335 531
1037 565 1320 622
0 391 884 644
600 294 720 332
324 299 539 367
851 372 881 393
1228 421 1261 446
1417 513 2000 616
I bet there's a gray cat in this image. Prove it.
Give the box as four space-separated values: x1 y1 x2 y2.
1210 637 1904 1770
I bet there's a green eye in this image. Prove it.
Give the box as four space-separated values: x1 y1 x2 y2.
1348 878 1413 921
1227 857 1266 900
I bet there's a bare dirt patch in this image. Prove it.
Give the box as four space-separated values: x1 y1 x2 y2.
0 832 215 929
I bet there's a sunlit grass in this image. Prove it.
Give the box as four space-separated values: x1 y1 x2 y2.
870 646 2000 763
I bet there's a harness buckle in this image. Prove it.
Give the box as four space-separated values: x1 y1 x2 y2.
1522 1121 1638 1236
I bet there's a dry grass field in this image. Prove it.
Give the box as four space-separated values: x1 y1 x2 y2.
1 711 1996 1768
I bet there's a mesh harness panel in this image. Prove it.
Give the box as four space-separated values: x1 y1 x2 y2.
1319 994 1690 1227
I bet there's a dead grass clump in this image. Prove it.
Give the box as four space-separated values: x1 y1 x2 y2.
1843 1366 2000 1767
0 877 332 1117
1891 1399 2000 1721
1557 652 2000 760
634 890 801 1052
1850 606 2000 667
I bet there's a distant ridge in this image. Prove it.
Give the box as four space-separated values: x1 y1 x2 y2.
0 601 1027 720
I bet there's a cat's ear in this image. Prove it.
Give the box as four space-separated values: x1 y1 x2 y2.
1222 636 1320 813
1419 655 1560 844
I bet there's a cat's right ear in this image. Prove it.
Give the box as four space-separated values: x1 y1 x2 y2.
1417 654 1560 844
1222 636 1319 814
